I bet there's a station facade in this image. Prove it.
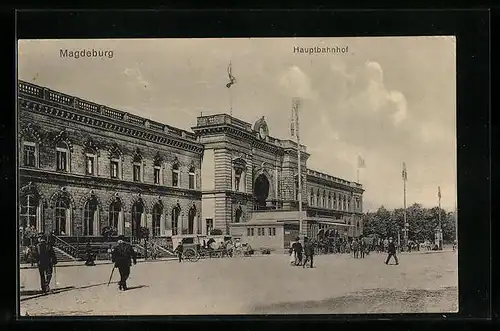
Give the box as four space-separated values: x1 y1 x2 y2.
18 80 364 249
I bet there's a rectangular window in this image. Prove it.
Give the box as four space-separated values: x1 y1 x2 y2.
250 228 254 236
189 173 195 189
234 174 241 191
23 144 36 167
206 219 213 234
86 156 95 175
172 172 179 187
56 150 67 171
133 164 141 182
110 160 119 178
154 167 161 184
272 227 276 236
247 228 251 237
268 227 272 236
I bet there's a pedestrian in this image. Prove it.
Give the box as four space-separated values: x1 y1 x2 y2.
174 241 184 263
360 238 366 258
31 235 58 293
293 237 303 266
385 237 399 265
107 244 113 261
303 237 315 268
352 239 358 258
85 242 96 266
111 235 137 291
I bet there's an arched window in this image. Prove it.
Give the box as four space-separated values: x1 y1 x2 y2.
328 192 332 209
310 188 314 206
55 197 70 236
316 189 320 206
188 206 196 234
188 166 195 190
56 141 70 172
171 205 180 235
322 191 326 208
109 198 122 233
172 163 180 187
131 200 144 237
20 194 38 229
83 196 99 236
152 203 163 237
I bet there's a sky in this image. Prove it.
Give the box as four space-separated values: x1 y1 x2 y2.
17 37 457 212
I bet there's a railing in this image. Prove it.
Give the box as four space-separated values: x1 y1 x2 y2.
52 235 80 259
18 80 199 142
307 169 363 188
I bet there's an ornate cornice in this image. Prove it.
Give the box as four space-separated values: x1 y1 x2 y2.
20 167 202 200
18 83 204 155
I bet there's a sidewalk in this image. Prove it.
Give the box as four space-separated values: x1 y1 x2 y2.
20 256 178 269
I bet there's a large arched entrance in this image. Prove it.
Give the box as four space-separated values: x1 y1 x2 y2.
254 174 270 209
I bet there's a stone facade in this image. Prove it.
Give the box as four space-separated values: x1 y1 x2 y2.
18 81 203 239
18 80 364 242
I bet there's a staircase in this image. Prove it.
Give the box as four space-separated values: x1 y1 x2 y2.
53 246 78 262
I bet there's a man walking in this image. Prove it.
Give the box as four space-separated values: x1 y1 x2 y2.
303 237 315 268
385 237 399 265
32 234 58 293
111 235 137 291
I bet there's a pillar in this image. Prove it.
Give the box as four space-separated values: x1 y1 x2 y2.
160 213 165 236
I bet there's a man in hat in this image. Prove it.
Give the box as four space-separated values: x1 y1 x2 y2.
303 237 315 268
111 235 137 291
385 237 399 265
32 234 58 293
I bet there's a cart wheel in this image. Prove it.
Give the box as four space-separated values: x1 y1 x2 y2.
183 248 199 262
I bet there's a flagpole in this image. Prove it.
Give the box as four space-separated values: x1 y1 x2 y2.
403 163 408 252
292 98 304 242
438 187 442 250
229 88 233 116
357 168 360 183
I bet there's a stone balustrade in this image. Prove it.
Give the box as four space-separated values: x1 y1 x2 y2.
18 80 198 142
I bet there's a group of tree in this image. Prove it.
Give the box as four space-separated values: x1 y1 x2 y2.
362 203 457 243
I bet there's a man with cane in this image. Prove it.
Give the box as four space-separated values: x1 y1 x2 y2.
110 235 137 291
32 234 58 293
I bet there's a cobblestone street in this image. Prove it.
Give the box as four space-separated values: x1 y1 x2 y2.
19 250 458 316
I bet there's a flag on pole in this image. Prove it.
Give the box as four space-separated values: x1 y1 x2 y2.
357 155 366 168
438 186 441 199
226 62 236 88
402 162 408 181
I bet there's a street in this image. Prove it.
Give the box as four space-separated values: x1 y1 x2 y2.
19 250 458 315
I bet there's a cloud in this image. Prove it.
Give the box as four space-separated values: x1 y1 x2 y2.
123 67 149 88
279 65 317 99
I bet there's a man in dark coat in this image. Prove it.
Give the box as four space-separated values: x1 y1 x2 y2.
385 237 399 265
292 237 303 266
174 241 184 263
111 235 137 291
303 237 315 268
32 235 58 293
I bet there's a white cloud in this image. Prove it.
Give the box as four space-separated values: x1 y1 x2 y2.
279 65 317 99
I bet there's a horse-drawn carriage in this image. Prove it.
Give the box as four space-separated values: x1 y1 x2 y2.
176 235 248 262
